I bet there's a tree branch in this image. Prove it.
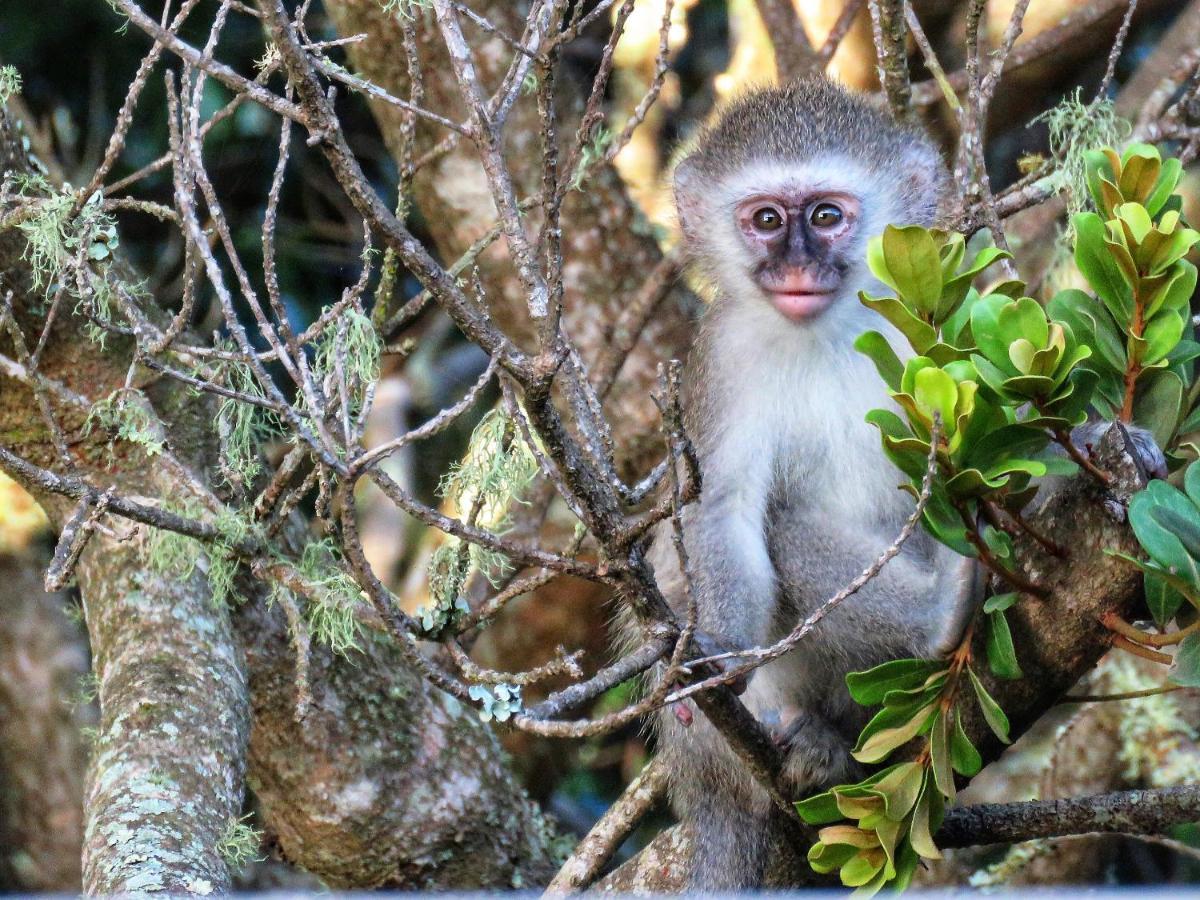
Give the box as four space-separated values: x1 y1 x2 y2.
938 785 1200 849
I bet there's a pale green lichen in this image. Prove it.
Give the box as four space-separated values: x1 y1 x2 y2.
969 839 1050 888
85 388 166 459
1034 91 1130 223
467 683 522 722
1107 656 1200 787
0 65 21 105
7 174 119 294
217 815 264 871
418 409 538 633
146 499 206 581
311 308 382 420
213 355 276 492
273 539 367 655
381 0 432 19
569 125 613 191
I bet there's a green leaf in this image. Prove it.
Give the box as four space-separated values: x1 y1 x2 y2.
908 774 944 860
1145 260 1197 320
968 667 1011 743
854 331 905 392
808 839 859 873
853 705 937 764
860 293 939 354
1129 482 1200 589
840 851 884 888
1047 289 1126 375
1074 212 1134 325
847 659 944 706
1183 460 1200 508
913 367 958 430
872 761 925 821
985 606 1023 679
882 225 944 314
796 790 843 825
1170 633 1200 687
1149 506 1200 561
1134 369 1184 449
1142 310 1186 367
929 711 954 798
969 294 1015 374
1145 156 1183 218
950 708 982 777
983 592 1018 613
1145 572 1185 628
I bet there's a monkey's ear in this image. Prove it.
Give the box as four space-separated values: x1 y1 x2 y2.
898 141 950 221
672 156 705 243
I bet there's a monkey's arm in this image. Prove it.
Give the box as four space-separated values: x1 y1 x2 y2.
648 467 781 657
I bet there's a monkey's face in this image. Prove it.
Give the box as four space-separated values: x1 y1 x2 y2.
732 190 861 323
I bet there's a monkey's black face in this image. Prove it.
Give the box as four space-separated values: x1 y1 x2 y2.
733 191 860 323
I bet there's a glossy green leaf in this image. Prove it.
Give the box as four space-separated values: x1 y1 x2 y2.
908 775 944 860
1074 212 1135 325
1129 481 1200 589
853 705 937 764
929 711 954 798
985 605 1023 680
1145 572 1185 628
854 331 904 392
872 761 925 821
950 708 983 777
796 790 843 825
1134 368 1184 448
968 667 1011 743
882 225 944 314
860 293 939 354
847 658 945 706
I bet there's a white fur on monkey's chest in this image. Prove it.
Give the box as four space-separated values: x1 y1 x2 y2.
711 303 906 527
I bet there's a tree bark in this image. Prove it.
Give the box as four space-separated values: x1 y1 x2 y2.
0 105 556 890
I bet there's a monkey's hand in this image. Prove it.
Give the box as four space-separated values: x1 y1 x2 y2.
684 627 751 695
1070 420 1168 480
929 553 986 658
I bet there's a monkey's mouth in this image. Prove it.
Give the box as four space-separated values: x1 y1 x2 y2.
766 289 836 322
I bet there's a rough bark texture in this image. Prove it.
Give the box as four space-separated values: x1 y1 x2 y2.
0 551 91 892
0 113 250 895
238 599 558 889
938 785 1200 848
77 533 249 895
0 107 556 890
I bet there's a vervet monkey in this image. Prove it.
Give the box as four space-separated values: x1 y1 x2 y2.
645 77 981 890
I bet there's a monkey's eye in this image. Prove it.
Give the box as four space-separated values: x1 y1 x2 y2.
751 207 785 231
809 203 844 228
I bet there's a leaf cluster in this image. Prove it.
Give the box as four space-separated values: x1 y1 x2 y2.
1054 144 1200 444
857 226 1079 565
798 654 1013 895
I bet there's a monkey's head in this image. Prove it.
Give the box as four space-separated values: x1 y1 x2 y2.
673 77 948 330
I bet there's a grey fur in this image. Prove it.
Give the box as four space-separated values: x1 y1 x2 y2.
644 77 976 890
